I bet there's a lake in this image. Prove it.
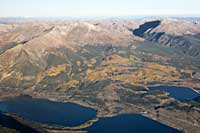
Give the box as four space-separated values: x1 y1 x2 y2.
84 114 181 133
0 95 181 133
0 95 97 126
148 86 200 100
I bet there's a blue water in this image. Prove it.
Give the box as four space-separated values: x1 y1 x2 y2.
84 114 181 133
0 95 182 132
148 86 200 100
0 95 97 126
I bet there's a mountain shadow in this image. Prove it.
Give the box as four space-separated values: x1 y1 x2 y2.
131 20 161 37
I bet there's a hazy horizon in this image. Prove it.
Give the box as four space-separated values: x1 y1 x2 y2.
0 0 200 18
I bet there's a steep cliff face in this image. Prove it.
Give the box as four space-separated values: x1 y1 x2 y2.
132 19 200 57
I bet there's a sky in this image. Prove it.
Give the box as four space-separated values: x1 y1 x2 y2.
0 0 200 17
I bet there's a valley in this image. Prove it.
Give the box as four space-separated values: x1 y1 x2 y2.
0 18 200 133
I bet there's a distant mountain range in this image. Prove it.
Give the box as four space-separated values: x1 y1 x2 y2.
0 16 200 24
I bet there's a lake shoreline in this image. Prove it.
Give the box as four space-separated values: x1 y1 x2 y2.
146 84 200 94
0 95 182 133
